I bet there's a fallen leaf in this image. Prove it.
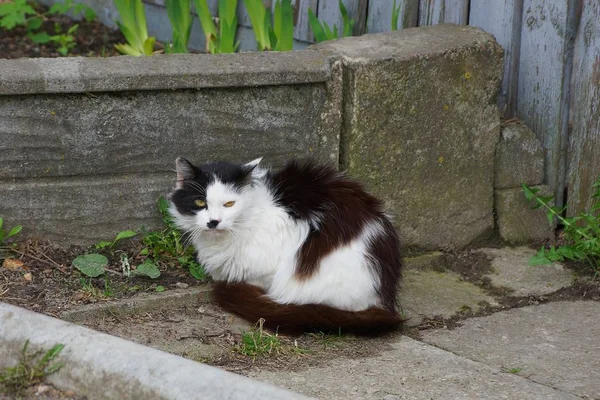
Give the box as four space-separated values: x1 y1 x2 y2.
23 272 33 281
2 258 25 271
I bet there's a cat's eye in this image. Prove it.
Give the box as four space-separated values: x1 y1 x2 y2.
194 199 206 207
223 201 235 208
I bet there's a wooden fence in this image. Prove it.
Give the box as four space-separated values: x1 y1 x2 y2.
246 0 597 215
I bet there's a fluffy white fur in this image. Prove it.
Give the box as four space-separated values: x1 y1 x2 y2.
170 161 383 312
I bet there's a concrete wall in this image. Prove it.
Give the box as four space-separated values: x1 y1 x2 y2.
1 24 510 250
0 52 342 244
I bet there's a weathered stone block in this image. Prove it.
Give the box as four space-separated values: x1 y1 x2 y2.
0 85 335 180
495 186 555 245
495 123 545 189
315 24 504 250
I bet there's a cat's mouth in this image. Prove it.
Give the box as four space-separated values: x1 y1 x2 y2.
204 229 226 236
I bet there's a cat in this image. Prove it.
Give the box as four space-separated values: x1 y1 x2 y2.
168 157 403 334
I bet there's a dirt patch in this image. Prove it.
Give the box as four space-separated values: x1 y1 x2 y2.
0 240 204 317
80 302 398 376
0 384 84 400
0 3 125 59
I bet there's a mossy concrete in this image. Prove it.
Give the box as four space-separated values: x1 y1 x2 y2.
495 123 545 189
316 24 504 251
479 247 575 296
399 269 497 326
495 185 555 244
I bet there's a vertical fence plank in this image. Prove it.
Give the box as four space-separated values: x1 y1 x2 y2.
236 0 312 50
568 0 600 215
366 0 418 33
292 0 318 42
517 0 577 203
316 0 368 37
418 0 469 26
469 0 523 115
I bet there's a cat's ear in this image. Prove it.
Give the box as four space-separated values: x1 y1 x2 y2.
243 157 263 172
175 157 196 188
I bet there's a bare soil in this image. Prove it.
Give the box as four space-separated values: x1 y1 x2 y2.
0 3 125 59
0 240 204 318
0 384 85 400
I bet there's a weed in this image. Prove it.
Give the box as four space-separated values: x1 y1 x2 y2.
523 177 600 274
50 23 79 56
307 330 345 350
0 217 22 250
0 340 65 397
236 319 282 357
142 197 206 281
195 0 239 53
507 367 523 374
73 253 108 278
113 0 156 56
308 1 354 43
96 229 138 253
165 0 193 53
243 0 294 51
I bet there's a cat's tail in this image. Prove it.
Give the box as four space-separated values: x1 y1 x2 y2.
211 282 403 335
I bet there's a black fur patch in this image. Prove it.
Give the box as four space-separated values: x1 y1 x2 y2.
170 159 255 215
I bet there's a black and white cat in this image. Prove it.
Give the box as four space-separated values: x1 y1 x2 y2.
169 157 403 333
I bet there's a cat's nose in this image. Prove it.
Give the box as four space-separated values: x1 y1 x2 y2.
207 220 220 229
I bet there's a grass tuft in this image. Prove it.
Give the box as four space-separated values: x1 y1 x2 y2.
236 319 282 357
0 340 65 397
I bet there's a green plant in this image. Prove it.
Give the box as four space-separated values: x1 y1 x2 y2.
243 0 293 51
523 177 600 274
0 0 36 30
113 0 156 56
307 330 345 350
0 217 22 248
79 275 113 298
73 253 108 277
0 0 95 55
165 0 193 53
391 0 401 31
96 229 138 252
308 1 354 43
236 319 282 357
194 0 239 53
49 23 79 56
0 340 65 396
48 0 96 21
507 367 523 374
142 197 206 280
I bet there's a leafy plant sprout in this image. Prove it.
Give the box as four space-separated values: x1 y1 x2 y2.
523 176 600 276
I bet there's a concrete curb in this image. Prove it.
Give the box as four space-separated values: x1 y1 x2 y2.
59 287 212 323
0 303 312 400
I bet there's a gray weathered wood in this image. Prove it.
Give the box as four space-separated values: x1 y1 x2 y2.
469 0 524 115
236 0 313 49
317 0 367 38
293 0 318 42
516 0 573 199
418 0 469 26
568 0 600 215
367 0 418 33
